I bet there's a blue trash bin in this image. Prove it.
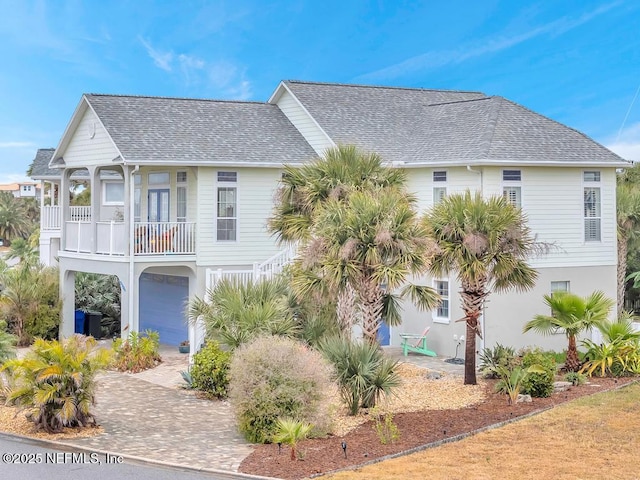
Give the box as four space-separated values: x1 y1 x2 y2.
74 310 86 335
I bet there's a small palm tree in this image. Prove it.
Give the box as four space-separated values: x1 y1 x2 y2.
523 290 614 372
0 320 17 363
2 336 111 433
188 276 298 349
272 417 313 460
0 192 32 243
424 191 540 385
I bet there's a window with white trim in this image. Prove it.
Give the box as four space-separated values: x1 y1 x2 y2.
584 171 601 241
434 280 449 322
502 170 522 208
551 281 570 294
177 171 187 223
103 181 124 205
433 171 447 205
217 171 237 241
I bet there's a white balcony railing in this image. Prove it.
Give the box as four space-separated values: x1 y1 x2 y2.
134 222 196 255
96 221 126 255
64 221 92 253
41 206 61 230
70 206 91 222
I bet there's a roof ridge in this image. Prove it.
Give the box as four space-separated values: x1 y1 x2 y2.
85 93 266 105
495 96 628 163
426 96 492 107
284 79 485 95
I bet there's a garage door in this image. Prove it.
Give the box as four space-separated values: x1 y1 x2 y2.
139 273 189 346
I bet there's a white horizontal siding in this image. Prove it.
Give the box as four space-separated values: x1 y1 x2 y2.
276 90 333 155
62 108 119 167
405 166 482 214
196 168 283 266
482 167 616 268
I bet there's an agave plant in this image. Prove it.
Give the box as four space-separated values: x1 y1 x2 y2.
1 336 111 433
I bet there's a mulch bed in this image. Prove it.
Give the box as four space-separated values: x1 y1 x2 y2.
239 377 636 479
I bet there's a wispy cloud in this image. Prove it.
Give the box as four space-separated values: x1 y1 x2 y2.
0 141 35 149
0 173 33 184
357 1 621 82
139 38 252 99
139 36 174 72
606 122 640 162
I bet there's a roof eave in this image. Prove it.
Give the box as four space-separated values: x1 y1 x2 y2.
395 159 632 168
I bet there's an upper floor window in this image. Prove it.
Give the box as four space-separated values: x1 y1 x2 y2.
502 169 522 208
584 171 601 242
217 172 237 241
551 281 570 294
148 172 170 185
103 181 124 205
433 171 447 205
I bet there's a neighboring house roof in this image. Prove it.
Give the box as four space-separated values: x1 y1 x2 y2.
280 80 627 167
29 148 59 179
0 182 40 191
83 94 317 166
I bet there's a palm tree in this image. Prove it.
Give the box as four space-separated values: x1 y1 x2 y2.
5 238 38 265
269 144 406 243
616 184 640 315
269 145 437 341
300 187 439 343
188 276 298 349
523 290 614 372
0 192 31 243
424 191 539 385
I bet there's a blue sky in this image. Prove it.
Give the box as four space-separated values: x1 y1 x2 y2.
0 0 638 184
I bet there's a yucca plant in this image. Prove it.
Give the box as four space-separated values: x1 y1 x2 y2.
272 417 313 460
319 336 400 415
1 335 111 433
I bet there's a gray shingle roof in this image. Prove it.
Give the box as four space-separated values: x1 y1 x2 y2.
283 81 626 166
85 94 317 165
29 148 58 178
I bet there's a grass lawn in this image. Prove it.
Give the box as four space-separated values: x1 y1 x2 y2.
328 382 640 480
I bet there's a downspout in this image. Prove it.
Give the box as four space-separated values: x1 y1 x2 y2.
127 164 139 339
466 165 485 354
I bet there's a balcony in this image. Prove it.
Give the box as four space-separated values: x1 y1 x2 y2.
134 222 196 255
42 205 91 231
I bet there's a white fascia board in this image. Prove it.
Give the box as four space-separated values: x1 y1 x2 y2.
120 160 305 168
49 96 89 167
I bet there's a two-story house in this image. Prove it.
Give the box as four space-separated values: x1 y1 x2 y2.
36 80 628 357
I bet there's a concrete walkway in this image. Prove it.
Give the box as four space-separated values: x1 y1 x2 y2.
51 344 463 474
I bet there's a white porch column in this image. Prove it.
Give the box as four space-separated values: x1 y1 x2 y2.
60 170 70 251
89 166 99 254
59 268 76 339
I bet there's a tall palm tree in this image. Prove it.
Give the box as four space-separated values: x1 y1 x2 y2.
269 144 406 243
523 290 614 372
269 145 436 341
616 184 640 315
0 192 31 243
424 191 539 385
301 187 439 343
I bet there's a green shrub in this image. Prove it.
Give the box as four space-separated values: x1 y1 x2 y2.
371 407 400 445
111 330 161 372
0 320 17 364
319 336 400 415
228 335 333 443
479 343 517 379
1 336 111 433
520 348 557 398
565 371 587 386
190 341 231 399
